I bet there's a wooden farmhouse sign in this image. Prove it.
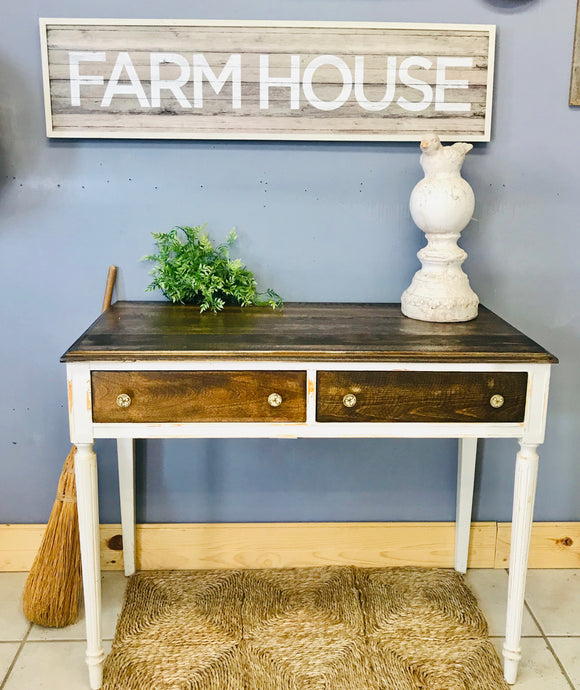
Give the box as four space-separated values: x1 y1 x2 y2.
40 19 496 141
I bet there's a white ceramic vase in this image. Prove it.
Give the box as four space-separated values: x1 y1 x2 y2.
401 134 479 323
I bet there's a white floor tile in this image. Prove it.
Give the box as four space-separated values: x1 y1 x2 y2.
549 637 580 688
0 643 20 684
28 572 127 641
3 640 112 690
0 573 32 641
524 570 580 636
465 569 540 637
492 637 571 689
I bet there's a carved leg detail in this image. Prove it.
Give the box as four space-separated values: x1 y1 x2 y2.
75 443 104 690
455 437 477 573
503 442 539 685
117 438 136 577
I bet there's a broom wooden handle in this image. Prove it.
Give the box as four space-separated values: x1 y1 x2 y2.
101 265 117 313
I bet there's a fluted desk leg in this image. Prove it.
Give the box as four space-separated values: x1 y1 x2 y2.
75 443 105 690
503 442 539 684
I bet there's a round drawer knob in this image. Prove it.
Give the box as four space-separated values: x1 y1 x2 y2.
268 393 282 408
116 393 132 409
343 393 357 408
490 394 505 409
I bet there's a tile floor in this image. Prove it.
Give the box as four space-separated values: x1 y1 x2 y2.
0 569 578 688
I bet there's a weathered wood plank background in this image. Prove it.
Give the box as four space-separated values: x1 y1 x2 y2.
40 19 495 141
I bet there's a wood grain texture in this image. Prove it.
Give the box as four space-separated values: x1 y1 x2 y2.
126 522 498 570
40 19 495 141
3 522 579 571
316 371 528 423
496 522 580 568
91 370 306 423
62 302 557 364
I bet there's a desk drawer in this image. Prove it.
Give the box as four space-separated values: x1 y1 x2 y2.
92 371 307 423
316 371 528 423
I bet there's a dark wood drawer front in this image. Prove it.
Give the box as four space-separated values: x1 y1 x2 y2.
316 371 528 423
92 371 307 423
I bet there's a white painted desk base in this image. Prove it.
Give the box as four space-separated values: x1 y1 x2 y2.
115 436 477 572
68 360 551 689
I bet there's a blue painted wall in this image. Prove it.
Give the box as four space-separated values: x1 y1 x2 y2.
1 0 577 525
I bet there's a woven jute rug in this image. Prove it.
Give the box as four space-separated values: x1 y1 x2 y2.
103 566 509 689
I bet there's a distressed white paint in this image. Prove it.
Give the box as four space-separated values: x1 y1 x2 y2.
84 360 539 439
74 443 104 690
66 355 551 687
66 362 93 444
503 442 539 684
402 134 479 322
522 365 552 445
306 369 317 424
99 421 524 440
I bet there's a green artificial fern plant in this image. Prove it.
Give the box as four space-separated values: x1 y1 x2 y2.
144 225 283 313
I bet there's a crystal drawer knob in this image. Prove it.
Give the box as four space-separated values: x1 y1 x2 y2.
268 393 282 408
343 393 357 408
490 394 505 409
116 393 132 408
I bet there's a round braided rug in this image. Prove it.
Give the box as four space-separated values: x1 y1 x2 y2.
103 566 509 689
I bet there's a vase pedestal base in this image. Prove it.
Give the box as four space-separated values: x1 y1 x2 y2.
401 229 479 323
401 279 479 323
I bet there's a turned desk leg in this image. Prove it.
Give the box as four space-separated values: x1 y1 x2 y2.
503 441 539 685
455 437 477 573
117 438 136 577
75 443 105 690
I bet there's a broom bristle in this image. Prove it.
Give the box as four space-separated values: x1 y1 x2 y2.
22 446 83 628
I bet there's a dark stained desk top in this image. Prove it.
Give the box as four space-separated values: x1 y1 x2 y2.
61 301 557 364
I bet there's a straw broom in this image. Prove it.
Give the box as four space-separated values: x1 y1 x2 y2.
22 266 117 627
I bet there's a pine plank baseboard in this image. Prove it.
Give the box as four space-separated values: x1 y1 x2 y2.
495 522 580 568
1 522 578 572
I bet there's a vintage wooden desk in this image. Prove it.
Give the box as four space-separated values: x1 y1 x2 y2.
62 301 557 689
